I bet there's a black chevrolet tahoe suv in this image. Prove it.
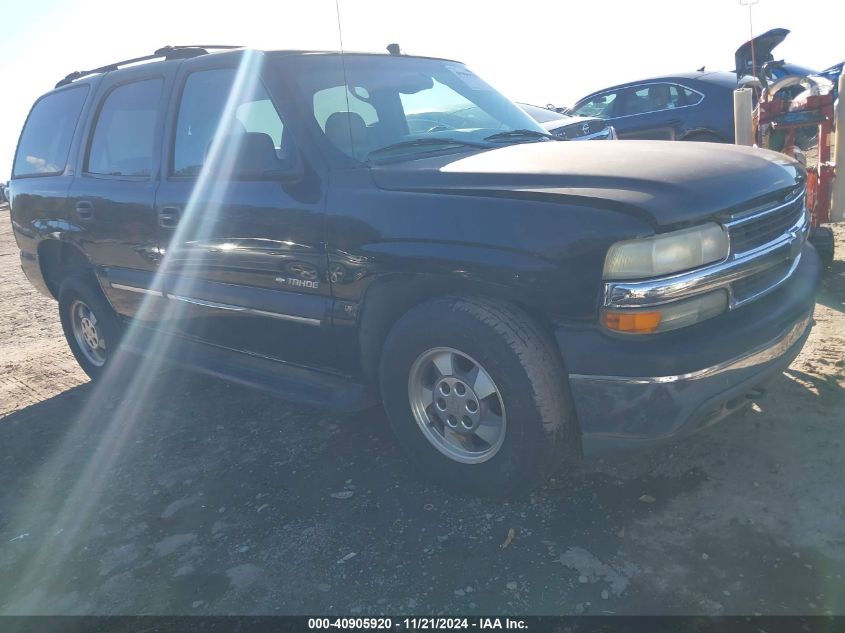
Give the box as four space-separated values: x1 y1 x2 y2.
9 46 820 496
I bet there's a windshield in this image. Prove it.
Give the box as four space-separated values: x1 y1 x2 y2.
570 92 618 119
283 54 548 162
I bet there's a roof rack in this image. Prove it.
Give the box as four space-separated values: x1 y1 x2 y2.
55 45 244 88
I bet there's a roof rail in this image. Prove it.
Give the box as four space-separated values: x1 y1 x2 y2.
55 45 244 88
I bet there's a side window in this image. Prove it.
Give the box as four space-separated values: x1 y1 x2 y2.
682 86 703 106
571 92 618 119
622 84 684 116
173 68 287 176
13 86 88 178
87 79 162 177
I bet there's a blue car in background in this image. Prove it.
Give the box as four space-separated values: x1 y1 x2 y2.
569 71 737 142
735 28 842 101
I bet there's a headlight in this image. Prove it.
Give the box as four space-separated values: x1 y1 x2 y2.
602 289 728 334
603 223 729 280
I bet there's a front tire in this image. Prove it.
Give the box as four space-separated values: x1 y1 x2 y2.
810 226 835 268
380 296 579 497
59 275 122 380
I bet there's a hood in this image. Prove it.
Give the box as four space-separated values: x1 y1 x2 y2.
539 114 599 130
735 27 789 80
370 141 802 227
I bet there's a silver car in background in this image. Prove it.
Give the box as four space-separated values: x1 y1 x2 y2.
518 102 617 140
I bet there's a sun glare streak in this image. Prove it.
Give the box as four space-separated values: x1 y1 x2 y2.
3 50 263 613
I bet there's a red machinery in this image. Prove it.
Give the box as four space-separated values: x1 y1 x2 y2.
757 75 836 264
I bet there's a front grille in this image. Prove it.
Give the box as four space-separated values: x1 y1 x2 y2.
554 120 606 139
728 193 805 255
731 259 793 303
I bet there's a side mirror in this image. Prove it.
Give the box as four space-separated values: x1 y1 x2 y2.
209 132 302 182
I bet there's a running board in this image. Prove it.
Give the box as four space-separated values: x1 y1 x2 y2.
121 332 377 413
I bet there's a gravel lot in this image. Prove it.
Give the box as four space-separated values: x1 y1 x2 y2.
1 207 844 616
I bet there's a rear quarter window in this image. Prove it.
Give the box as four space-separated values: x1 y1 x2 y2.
12 86 89 178
682 86 704 106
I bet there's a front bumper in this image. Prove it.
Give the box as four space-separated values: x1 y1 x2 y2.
557 242 821 457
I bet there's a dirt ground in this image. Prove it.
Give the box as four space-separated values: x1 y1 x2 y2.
1 206 844 616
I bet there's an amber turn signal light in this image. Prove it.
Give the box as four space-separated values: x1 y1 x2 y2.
602 310 662 334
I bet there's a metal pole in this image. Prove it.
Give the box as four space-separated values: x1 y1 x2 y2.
740 0 760 78
831 74 845 222
734 88 754 146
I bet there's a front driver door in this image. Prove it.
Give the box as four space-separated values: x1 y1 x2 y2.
155 55 334 368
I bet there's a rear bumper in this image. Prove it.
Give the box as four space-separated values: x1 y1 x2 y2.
556 242 821 456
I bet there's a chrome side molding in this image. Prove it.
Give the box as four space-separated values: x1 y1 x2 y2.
110 282 321 325
110 283 163 297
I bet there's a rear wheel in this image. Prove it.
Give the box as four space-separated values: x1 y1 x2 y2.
380 296 579 497
59 275 122 380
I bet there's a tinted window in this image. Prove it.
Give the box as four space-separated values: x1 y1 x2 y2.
293 55 543 162
401 79 503 133
313 85 379 130
174 68 287 176
87 79 162 177
571 92 618 118
682 86 703 106
13 86 88 178
620 84 684 116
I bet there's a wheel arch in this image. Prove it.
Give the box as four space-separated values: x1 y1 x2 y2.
357 273 562 386
680 128 728 143
38 239 95 299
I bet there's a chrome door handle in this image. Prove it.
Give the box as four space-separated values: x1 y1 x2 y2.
158 207 181 228
75 200 94 220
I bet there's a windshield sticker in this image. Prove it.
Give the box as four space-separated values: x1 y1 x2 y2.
445 64 492 91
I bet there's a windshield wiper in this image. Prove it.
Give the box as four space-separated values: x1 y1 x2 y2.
483 129 555 142
367 138 489 160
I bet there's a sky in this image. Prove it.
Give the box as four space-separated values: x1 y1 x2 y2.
0 0 841 180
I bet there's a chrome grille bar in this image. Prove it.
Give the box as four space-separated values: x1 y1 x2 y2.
603 195 809 311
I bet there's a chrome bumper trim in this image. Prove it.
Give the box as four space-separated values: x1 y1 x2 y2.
570 312 812 385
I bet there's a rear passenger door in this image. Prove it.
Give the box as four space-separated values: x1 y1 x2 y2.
67 65 174 320
614 83 686 140
154 55 334 368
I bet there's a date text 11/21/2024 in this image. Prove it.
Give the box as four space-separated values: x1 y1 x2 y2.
307 617 528 629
